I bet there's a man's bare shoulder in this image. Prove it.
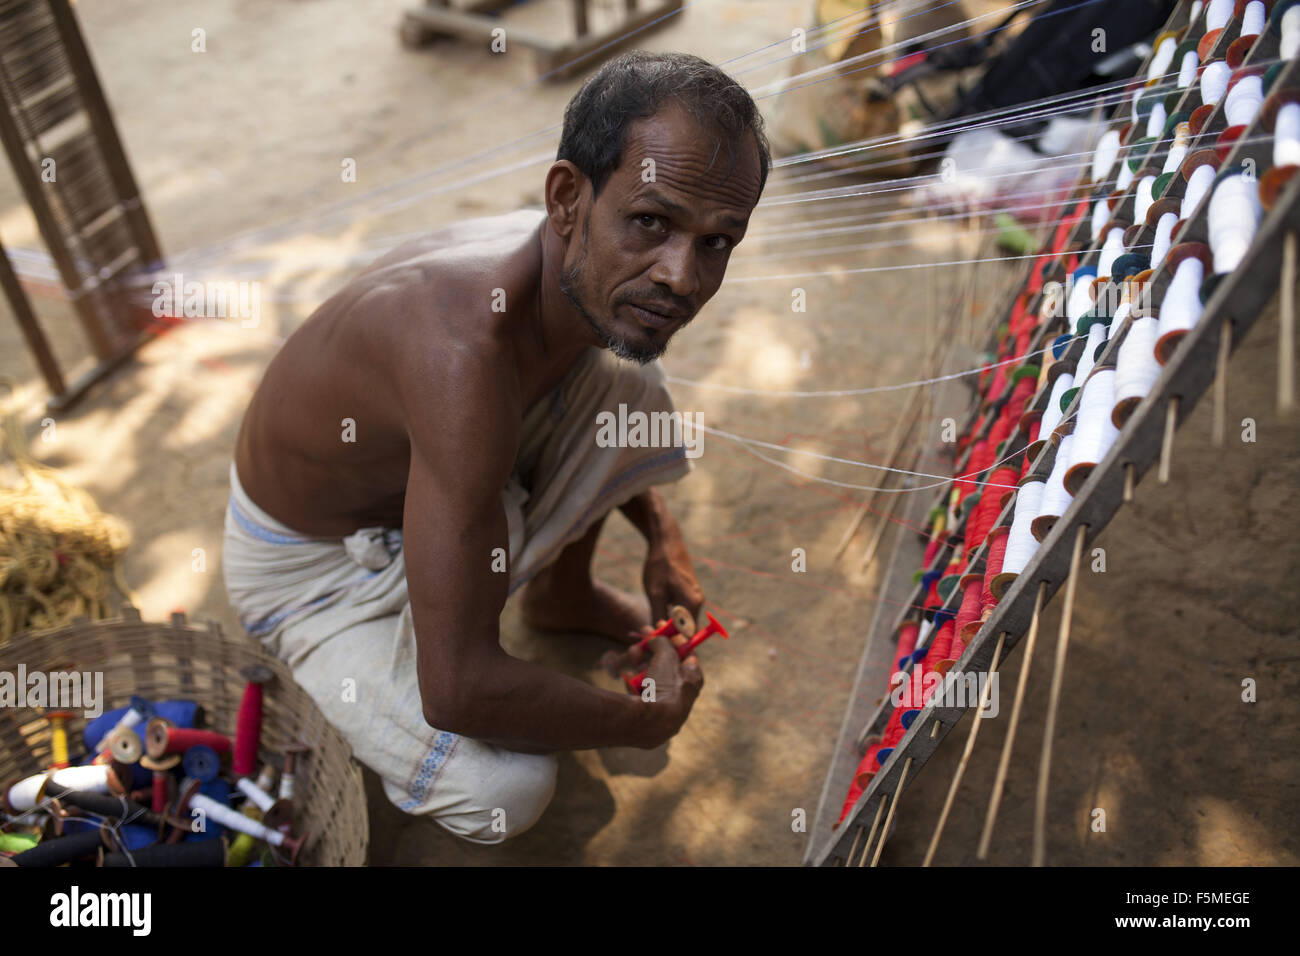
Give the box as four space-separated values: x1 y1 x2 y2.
346 211 545 481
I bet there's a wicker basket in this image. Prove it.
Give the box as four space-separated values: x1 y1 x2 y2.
0 607 368 866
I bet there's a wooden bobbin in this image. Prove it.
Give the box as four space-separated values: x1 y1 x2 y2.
923 631 1006 868
1282 230 1297 415
1158 396 1180 484
978 582 1046 860
1213 318 1233 446
1033 524 1088 868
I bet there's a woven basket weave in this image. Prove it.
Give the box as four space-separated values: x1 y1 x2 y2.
0 606 368 866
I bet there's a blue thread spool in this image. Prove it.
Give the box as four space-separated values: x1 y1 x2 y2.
183 745 221 783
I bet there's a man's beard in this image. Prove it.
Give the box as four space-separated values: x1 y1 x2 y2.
559 242 667 366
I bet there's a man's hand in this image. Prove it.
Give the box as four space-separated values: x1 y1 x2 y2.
639 635 703 746
643 537 705 624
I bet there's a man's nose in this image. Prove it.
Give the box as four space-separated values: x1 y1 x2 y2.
648 235 700 300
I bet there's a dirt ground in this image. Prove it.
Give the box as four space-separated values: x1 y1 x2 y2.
0 0 1295 866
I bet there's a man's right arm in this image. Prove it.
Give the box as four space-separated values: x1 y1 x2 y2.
399 346 702 753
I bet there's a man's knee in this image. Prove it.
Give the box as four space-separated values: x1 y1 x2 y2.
386 748 558 845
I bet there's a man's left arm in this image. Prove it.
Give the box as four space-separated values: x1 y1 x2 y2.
619 488 704 623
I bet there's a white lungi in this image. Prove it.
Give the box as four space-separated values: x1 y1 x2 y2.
221 347 691 843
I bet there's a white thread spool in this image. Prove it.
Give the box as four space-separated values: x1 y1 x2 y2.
1178 48 1199 88
1113 315 1163 425
998 478 1046 578
1155 254 1206 358
5 773 46 812
1276 102 1300 167
1206 0 1233 31
1285 6 1300 60
1224 74 1264 127
1117 159 1136 192
236 775 277 812
1182 162 1216 218
1201 60 1232 105
1092 129 1122 183
1208 173 1263 273
1134 175 1158 223
1151 211 1179 266
1032 434 1077 540
1162 133 1190 176
1242 0 1265 37
5 764 115 812
1097 227 1125 279
1147 36 1177 83
1065 368 1121 494
1066 269 1097 323
1039 372 1074 439
1190 0 1204 25
188 790 289 847
1073 321 1108 388
1091 196 1111 240
1145 102 1167 140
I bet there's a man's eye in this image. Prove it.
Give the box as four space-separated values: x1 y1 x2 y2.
635 214 660 229
705 235 733 251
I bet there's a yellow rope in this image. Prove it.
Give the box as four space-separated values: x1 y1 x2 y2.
0 378 135 643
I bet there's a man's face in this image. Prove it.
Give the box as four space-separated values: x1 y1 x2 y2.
559 103 763 364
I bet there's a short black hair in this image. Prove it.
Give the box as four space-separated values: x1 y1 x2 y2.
556 50 771 200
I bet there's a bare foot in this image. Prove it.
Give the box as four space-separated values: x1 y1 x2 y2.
522 570 652 644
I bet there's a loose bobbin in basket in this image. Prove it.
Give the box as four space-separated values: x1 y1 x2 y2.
0 607 368 866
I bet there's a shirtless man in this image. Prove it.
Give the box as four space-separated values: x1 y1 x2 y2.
222 51 769 842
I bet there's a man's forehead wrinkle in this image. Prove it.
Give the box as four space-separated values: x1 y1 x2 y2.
624 150 760 210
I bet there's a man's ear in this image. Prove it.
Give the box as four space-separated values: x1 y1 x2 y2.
544 161 585 239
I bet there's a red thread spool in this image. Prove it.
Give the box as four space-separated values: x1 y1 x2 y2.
965 493 995 557
893 620 920 672
1007 374 1038 421
836 774 864 827
922 575 944 614
922 532 943 567
987 412 1013 453
953 576 984 642
928 620 955 666
233 666 273 779
989 465 1020 513
950 630 967 662
144 720 231 760
980 525 1011 612
986 362 1009 403
854 744 884 788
